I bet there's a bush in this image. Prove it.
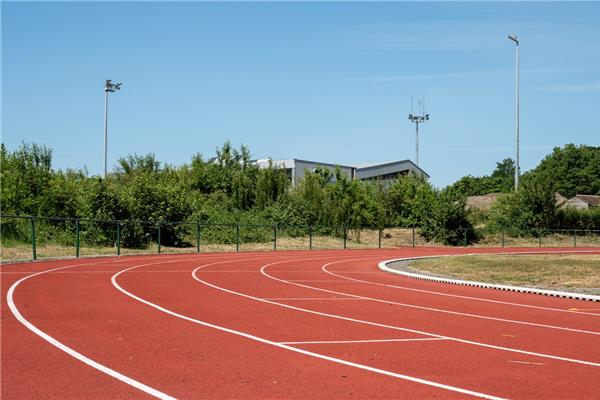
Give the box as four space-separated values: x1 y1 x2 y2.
420 189 477 245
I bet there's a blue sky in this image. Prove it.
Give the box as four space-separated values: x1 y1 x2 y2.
2 1 599 188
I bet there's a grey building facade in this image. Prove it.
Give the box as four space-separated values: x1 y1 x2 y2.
254 158 428 186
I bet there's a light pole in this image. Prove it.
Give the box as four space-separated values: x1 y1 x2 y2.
103 79 122 178
508 34 519 191
408 100 429 167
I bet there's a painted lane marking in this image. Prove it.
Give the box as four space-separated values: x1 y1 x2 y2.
508 360 546 366
569 308 600 311
268 258 600 337
112 264 505 400
254 259 600 367
261 297 362 301
279 338 448 345
323 262 600 317
501 334 516 338
6 259 179 400
286 280 349 283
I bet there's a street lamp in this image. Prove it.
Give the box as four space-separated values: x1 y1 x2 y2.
508 34 519 191
103 79 122 178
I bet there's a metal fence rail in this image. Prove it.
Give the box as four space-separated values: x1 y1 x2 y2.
1 214 599 261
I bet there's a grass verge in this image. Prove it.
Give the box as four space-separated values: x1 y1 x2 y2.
406 254 600 295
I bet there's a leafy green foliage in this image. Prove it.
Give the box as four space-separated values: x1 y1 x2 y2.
2 141 598 251
447 158 515 197
420 189 476 245
525 144 600 198
486 174 558 233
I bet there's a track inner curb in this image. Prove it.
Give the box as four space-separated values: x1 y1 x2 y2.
379 254 600 303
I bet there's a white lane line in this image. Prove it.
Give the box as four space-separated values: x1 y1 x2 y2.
2 270 200 274
6 260 178 400
507 360 546 366
190 257 600 367
193 270 261 273
262 297 362 301
286 280 348 282
323 262 600 317
254 260 600 367
269 258 600 337
111 264 505 400
280 338 448 345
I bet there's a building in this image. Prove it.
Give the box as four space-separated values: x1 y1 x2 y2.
254 158 429 186
560 194 600 210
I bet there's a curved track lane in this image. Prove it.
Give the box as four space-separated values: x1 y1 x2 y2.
3 248 600 399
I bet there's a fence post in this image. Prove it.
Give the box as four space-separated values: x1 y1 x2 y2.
464 228 468 247
309 226 313 250
116 221 121 256
573 230 577 248
538 229 542 247
273 225 277 251
236 224 240 252
343 226 347 250
157 223 161 254
75 219 80 258
196 223 200 253
501 230 505 248
30 216 37 260
412 226 415 248
378 228 382 249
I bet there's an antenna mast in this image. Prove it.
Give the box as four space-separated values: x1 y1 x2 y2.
408 95 429 167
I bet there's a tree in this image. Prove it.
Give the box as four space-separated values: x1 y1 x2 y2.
420 189 475 245
525 144 600 197
387 175 436 227
447 158 515 197
0 142 53 215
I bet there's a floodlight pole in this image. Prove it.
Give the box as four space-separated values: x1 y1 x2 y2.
416 121 420 166
408 108 429 168
103 79 122 178
508 35 520 191
103 89 109 178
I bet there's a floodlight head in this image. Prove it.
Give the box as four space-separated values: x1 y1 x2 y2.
425 114 430 120
508 34 519 44
104 79 123 92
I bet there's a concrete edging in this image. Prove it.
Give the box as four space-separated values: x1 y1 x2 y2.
378 255 600 303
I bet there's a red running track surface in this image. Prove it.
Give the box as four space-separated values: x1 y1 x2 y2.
2 247 600 399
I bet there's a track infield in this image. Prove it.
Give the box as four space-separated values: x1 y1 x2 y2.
2 247 600 399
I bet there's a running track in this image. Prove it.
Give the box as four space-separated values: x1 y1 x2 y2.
2 247 600 399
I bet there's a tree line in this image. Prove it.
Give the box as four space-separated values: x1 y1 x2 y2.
1 142 598 248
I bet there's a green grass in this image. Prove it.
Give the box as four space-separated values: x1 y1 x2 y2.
408 254 600 295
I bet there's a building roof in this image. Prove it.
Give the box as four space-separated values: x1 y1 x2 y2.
353 159 429 178
574 194 600 206
254 158 430 179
